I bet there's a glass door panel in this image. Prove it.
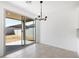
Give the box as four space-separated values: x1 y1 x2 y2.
5 18 22 45
25 21 36 45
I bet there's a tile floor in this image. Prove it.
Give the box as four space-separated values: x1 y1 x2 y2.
3 43 79 58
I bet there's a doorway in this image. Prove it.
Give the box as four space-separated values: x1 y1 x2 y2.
5 10 36 54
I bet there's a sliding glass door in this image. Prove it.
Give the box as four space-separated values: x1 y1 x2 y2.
5 18 22 45
25 20 36 45
5 10 36 54
5 18 36 46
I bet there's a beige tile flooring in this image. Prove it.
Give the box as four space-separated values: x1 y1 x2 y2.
3 43 79 58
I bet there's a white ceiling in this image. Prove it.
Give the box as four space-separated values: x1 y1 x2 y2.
7 1 79 18
7 1 40 16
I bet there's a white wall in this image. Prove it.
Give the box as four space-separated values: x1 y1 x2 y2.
40 1 79 52
76 7 79 55
0 8 5 56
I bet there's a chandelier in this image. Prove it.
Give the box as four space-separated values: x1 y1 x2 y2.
35 1 47 21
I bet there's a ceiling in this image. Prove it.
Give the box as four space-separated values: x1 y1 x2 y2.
7 1 79 19
7 1 40 16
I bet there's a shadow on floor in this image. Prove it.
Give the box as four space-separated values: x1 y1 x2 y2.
6 42 35 55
